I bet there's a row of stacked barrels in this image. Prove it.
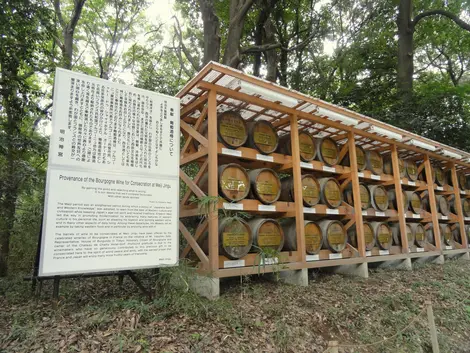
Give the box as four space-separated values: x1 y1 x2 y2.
216 216 470 260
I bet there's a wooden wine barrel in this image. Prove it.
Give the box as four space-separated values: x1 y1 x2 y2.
445 170 467 189
343 183 371 210
318 177 343 209
390 223 414 247
348 222 375 250
249 218 284 252
452 227 462 244
218 217 253 259
440 224 453 246
425 225 435 245
316 137 339 166
279 174 320 207
282 220 323 255
248 168 281 205
466 225 470 243
388 189 409 211
411 223 426 248
435 195 450 216
217 164 250 201
406 191 422 214
369 185 389 212
365 150 384 175
462 198 470 217
383 157 405 177
433 167 446 186
278 131 316 161
318 220 347 253
247 120 279 154
217 111 248 148
342 145 367 171
405 160 419 181
370 222 393 250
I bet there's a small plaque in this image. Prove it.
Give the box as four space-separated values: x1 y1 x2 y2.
375 212 386 217
461 191 466 195
303 207 316 214
379 250 389 256
441 216 448 220
256 154 274 162
413 214 420 219
306 254 320 261
358 172 364 178
224 260 245 268
322 166 336 173
262 257 279 265
258 204 276 212
221 148 242 157
362 210 368 216
445 246 453 250
408 181 416 186
436 186 443 191
329 253 343 260
465 217 470 221
300 162 313 169
416 247 425 252
371 175 381 180
366 251 372 257
223 202 244 210
326 209 340 215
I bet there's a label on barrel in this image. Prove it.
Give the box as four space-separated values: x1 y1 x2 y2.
366 251 372 257
378 233 390 244
358 172 364 178
261 257 279 265
303 207 316 213
223 202 244 210
356 149 365 166
379 250 389 256
408 181 416 186
445 245 453 250
300 162 313 169
441 216 448 220
411 199 421 209
371 175 381 180
223 232 250 247
413 214 420 218
256 154 274 162
326 209 339 215
258 225 282 247
303 185 319 198
220 120 246 140
306 254 320 261
322 166 336 173
221 177 247 192
254 132 275 146
258 204 276 212
222 148 242 157
325 186 341 201
436 186 444 191
329 253 342 259
299 142 314 154
256 181 276 195
224 260 245 268
375 211 386 217
416 247 425 252
305 229 322 250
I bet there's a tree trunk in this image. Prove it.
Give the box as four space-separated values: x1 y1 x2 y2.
198 0 221 65
62 26 74 70
397 0 414 102
264 17 277 82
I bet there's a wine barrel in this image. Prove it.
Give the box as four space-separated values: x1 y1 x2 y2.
406 191 423 214
318 177 343 209
388 189 409 211
279 174 320 207
365 150 384 175
348 222 375 250
248 168 281 205
434 167 446 186
466 225 470 243
216 164 250 201
249 218 284 252
316 137 339 166
217 111 248 148
411 223 426 248
282 220 323 255
445 171 467 189
342 145 367 171
247 120 279 154
452 227 462 244
383 157 405 177
370 222 393 250
218 217 253 259
369 185 389 212
278 131 316 161
440 224 453 246
390 223 414 247
435 195 450 216
426 225 435 245
318 220 347 253
343 183 371 210
405 160 419 181
462 198 470 217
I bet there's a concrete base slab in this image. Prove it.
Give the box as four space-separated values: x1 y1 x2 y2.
413 255 444 266
445 252 470 261
332 262 369 279
375 258 412 271
189 274 220 300
278 269 308 286
461 252 470 260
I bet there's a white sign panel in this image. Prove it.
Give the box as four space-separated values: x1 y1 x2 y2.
39 69 180 276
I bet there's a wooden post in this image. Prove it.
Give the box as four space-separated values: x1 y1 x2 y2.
391 144 409 251
450 164 468 248
347 131 365 257
289 114 306 262
207 90 219 271
424 155 441 250
425 300 440 353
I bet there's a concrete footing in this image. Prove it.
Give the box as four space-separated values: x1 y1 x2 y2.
189 274 220 300
376 258 413 271
461 252 470 260
332 262 369 278
277 269 309 286
413 254 444 266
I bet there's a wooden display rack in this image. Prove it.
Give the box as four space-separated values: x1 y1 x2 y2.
177 62 470 280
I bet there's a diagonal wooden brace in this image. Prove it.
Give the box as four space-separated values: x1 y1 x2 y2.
179 221 209 268
180 220 209 258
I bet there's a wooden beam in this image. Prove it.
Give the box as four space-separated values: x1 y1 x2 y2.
181 220 208 259
424 155 441 250
450 164 468 248
181 160 208 206
338 143 349 164
179 168 205 199
391 144 409 252
179 221 209 268
180 147 208 165
181 120 208 148
181 107 208 155
181 93 208 117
